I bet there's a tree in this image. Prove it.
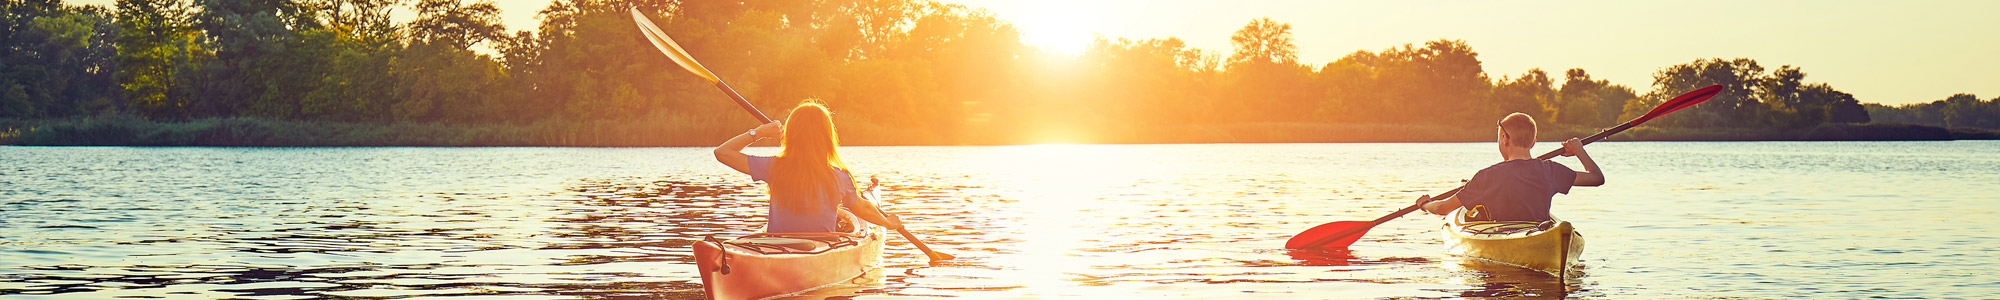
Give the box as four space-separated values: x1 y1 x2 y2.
1867 94 1993 128
1804 83 1869 124
1757 65 1815 127
1939 93 1980 128
1387 40 1490 126
1552 68 1635 127
407 0 505 50
1226 17 1297 66
3 1 121 118
115 0 202 119
1079 37 1213 126
1312 40 1489 125
1647 58 1766 127
1220 18 1312 122
189 0 301 117
1492 68 1553 122
389 0 510 122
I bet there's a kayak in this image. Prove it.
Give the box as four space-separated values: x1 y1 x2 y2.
694 211 884 300
1441 207 1584 277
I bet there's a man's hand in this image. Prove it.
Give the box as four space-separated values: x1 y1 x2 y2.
1566 137 1606 186
1561 138 1586 157
1415 194 1432 207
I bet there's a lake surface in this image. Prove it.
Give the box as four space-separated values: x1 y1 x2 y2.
3 142 1998 299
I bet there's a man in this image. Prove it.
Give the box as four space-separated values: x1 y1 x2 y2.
1417 113 1604 221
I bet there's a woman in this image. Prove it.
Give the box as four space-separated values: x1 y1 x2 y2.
714 100 904 233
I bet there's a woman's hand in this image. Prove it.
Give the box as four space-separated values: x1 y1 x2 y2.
752 121 784 139
883 212 906 231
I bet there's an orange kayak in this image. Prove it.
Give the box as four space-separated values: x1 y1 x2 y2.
694 215 884 300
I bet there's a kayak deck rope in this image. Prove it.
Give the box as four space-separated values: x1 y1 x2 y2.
1456 220 1560 235
704 235 732 275
1455 206 1559 235
725 235 860 255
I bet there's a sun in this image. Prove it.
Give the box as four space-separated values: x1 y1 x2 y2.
1009 5 1098 56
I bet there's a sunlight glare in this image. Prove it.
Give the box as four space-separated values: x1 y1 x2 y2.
970 144 1174 296
1012 4 1098 56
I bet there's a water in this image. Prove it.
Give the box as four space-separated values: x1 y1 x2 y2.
3 142 1997 299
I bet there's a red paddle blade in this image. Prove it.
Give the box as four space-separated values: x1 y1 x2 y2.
1285 221 1371 249
1631 85 1724 124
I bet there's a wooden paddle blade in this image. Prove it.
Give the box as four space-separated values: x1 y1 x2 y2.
1631 85 1723 124
629 7 721 83
928 251 957 261
895 228 955 262
1286 221 1371 249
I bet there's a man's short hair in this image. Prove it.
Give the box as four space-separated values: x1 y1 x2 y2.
1499 112 1537 147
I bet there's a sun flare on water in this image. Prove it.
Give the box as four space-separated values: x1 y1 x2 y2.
965 144 1182 295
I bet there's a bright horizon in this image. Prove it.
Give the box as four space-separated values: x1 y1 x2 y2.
64 0 1998 106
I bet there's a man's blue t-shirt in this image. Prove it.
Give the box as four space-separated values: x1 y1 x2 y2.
746 155 858 233
1458 159 1578 222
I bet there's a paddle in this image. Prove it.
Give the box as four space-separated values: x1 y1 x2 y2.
628 8 772 123
866 178 958 262
1285 85 1725 250
631 8 955 262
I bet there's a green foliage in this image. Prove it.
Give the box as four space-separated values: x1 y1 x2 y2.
1314 40 1491 126
1644 58 1766 128
115 0 202 119
1867 94 2000 129
2 115 751 146
9 0 1991 146
1227 18 1297 66
1492 68 1553 122
1616 123 1971 141
407 0 505 50
2 0 120 118
1642 58 1877 129
1552 68 1637 127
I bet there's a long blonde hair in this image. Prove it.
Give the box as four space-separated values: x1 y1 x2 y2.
770 100 850 215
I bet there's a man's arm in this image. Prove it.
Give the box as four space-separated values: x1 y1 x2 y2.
1563 138 1605 187
1418 193 1464 215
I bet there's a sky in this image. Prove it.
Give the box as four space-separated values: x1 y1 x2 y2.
65 0 1998 106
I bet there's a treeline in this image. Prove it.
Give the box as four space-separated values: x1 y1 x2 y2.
1865 94 2000 130
0 0 1983 146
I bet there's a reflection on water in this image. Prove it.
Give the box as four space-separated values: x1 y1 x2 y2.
4 142 1999 299
1443 256 1584 298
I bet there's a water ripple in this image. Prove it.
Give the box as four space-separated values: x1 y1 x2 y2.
4 143 1998 299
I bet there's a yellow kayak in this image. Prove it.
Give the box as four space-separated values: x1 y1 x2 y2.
1441 208 1585 277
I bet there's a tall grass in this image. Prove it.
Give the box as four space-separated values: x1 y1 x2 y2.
2 117 1992 147
0 116 752 147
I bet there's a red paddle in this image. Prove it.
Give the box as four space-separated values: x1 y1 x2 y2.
1286 85 1724 250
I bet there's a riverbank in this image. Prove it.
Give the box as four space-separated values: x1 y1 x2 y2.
3 117 1995 146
